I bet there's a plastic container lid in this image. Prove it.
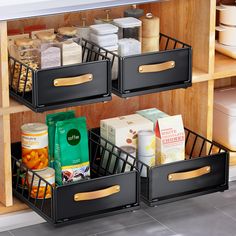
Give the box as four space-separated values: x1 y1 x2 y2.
124 5 144 19
103 45 118 51
58 27 77 36
15 38 34 47
90 23 118 35
36 32 56 41
113 17 142 28
28 167 55 179
214 86 236 116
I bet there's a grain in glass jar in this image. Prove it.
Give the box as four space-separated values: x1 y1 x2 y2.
35 31 61 69
11 38 39 93
57 27 82 66
27 167 55 199
21 123 49 170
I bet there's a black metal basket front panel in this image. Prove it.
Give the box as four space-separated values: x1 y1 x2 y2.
11 128 139 225
121 48 190 92
36 61 109 105
55 172 137 221
103 33 192 97
150 153 227 201
139 128 229 205
9 39 112 112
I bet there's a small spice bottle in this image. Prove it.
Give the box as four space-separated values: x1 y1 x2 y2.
94 9 113 24
21 123 49 170
76 17 90 41
36 31 61 69
57 27 82 66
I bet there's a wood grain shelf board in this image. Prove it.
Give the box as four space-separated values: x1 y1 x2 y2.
192 67 211 83
0 99 30 116
214 52 236 80
0 197 28 215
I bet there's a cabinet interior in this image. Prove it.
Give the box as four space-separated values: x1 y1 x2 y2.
2 0 234 210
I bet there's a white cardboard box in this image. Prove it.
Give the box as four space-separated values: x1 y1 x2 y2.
100 114 153 171
136 108 185 164
213 87 236 151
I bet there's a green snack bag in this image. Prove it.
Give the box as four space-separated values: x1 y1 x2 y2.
46 111 75 168
54 117 90 185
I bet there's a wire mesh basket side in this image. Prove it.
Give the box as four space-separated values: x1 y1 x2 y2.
184 128 228 160
89 128 141 177
12 152 55 222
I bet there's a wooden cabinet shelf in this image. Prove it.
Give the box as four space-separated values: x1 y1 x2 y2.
0 99 30 116
214 52 236 80
0 198 28 215
0 0 228 211
192 67 211 83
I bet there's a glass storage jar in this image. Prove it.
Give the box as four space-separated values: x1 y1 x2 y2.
35 31 61 69
57 27 82 66
11 38 39 92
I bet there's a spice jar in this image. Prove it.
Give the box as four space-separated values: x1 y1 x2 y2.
27 167 55 199
113 17 142 41
57 27 82 66
124 5 144 19
94 9 113 24
11 38 39 93
36 32 61 69
76 17 90 41
21 123 49 170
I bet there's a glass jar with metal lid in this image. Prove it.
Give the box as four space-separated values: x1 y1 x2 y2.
11 38 39 92
36 31 61 69
57 27 82 66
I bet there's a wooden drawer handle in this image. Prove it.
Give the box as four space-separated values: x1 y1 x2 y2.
54 74 93 87
168 166 211 182
139 61 175 73
74 185 120 202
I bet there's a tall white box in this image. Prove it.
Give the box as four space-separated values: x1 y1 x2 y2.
213 87 236 151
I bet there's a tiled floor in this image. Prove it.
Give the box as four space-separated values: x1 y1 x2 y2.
2 182 236 236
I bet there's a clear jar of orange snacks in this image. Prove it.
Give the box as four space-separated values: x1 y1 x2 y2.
27 167 55 199
21 123 48 170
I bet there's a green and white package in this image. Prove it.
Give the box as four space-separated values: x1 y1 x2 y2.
54 117 90 185
46 111 75 168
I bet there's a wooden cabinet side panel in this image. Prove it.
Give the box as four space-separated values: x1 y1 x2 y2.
0 21 12 206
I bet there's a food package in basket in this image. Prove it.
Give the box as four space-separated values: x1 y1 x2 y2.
136 108 185 164
54 117 90 185
21 123 49 170
155 115 185 164
100 114 153 172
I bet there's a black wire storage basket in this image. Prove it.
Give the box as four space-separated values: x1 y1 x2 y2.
9 39 112 112
137 127 229 206
11 128 140 225
92 33 192 97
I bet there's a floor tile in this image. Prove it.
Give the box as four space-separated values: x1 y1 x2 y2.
10 210 154 236
0 210 44 232
215 202 236 222
96 221 173 236
0 232 12 236
188 182 236 208
144 196 236 236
